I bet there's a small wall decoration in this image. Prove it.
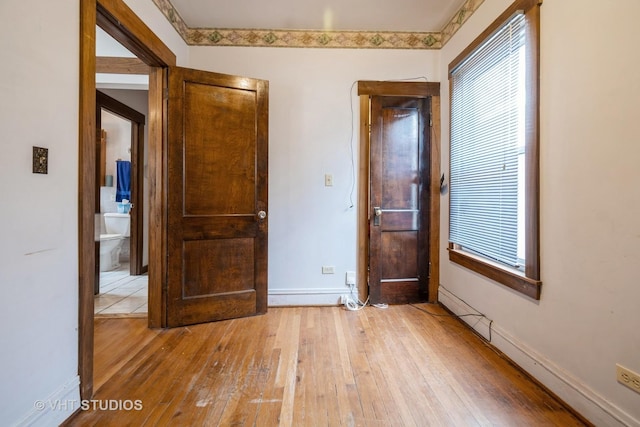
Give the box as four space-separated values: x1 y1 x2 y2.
33 146 48 174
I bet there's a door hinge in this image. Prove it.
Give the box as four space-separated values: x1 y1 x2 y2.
163 87 169 100
429 113 433 127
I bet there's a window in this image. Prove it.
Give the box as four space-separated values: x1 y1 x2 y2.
448 0 542 299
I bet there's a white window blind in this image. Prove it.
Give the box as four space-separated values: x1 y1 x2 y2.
450 12 525 269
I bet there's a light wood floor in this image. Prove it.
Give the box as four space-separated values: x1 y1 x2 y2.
67 304 588 426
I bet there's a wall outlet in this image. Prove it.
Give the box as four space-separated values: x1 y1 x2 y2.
346 271 356 286
616 364 640 394
324 174 333 186
322 266 335 274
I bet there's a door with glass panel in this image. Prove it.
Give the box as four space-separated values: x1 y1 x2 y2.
369 96 431 304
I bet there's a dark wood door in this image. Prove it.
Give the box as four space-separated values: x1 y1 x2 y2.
166 66 268 327
369 96 430 304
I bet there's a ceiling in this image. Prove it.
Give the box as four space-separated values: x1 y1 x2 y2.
169 0 468 33
152 0 483 49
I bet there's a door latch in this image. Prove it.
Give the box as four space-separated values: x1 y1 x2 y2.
373 207 382 226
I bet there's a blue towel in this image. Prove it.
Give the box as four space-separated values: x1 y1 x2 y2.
115 160 131 202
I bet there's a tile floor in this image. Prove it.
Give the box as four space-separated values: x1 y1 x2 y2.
95 262 148 315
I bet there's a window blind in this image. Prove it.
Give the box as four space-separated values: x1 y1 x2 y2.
449 12 525 268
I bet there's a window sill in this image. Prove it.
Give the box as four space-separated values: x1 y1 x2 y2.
448 246 541 300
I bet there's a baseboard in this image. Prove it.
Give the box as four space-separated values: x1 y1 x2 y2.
439 287 639 427
15 375 80 427
438 289 494 340
268 287 348 306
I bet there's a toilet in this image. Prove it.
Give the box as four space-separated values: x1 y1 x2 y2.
99 234 124 272
99 213 130 272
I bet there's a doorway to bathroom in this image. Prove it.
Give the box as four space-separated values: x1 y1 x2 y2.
94 85 149 316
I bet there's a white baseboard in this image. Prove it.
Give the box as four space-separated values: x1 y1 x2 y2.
15 375 80 427
439 287 639 427
269 287 348 306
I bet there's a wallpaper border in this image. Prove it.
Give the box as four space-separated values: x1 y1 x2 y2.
152 0 484 49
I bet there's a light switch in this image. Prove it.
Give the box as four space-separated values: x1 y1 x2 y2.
33 146 48 174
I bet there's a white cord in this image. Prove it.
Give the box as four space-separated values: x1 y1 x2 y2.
342 284 369 311
344 296 364 311
348 81 357 209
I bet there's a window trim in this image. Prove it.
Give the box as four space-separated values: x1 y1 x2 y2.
448 0 542 300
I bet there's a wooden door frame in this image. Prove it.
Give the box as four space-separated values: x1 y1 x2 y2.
80 0 175 400
356 81 441 304
96 90 146 276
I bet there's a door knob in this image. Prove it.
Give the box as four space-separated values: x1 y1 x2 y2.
373 207 381 226
257 210 267 220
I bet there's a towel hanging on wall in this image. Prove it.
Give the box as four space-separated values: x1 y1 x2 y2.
115 160 131 202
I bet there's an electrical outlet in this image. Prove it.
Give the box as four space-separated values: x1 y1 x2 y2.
616 364 640 394
322 266 335 274
324 174 333 186
346 271 356 286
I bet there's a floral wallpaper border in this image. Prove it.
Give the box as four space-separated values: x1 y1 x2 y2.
441 0 485 46
152 0 484 49
188 28 442 49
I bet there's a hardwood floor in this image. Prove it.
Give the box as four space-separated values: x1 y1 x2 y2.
67 305 589 426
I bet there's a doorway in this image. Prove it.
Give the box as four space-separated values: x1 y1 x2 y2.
80 0 269 400
80 0 175 399
95 89 148 315
369 95 430 304
356 81 441 305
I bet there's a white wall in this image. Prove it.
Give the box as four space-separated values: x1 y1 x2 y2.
189 47 439 305
0 0 80 424
102 110 132 180
438 1 640 425
0 0 187 425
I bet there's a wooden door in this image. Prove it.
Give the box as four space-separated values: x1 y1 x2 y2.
166 66 268 327
369 96 430 304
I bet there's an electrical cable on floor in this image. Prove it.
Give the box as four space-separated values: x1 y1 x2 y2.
341 284 393 311
342 283 369 311
409 285 494 342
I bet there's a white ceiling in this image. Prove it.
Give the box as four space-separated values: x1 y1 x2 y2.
169 0 468 32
